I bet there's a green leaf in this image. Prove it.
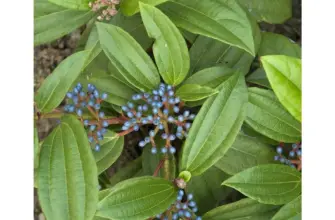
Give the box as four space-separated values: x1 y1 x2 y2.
48 0 90 10
176 84 218 102
261 55 302 122
35 50 90 113
258 32 301 58
142 141 176 180
96 22 160 91
272 195 301 220
34 0 65 17
34 9 94 46
180 72 248 176
96 176 178 220
34 125 40 169
238 0 292 24
120 0 167 16
38 115 98 220
241 124 278 145
160 0 261 56
215 133 277 175
245 87 301 142
222 164 301 205
93 131 124 174
246 68 271 89
188 166 232 214
140 3 190 85
181 29 198 44
109 157 142 187
188 36 254 75
183 66 234 89
202 198 279 220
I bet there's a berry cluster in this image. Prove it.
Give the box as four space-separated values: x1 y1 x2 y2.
274 142 302 170
154 190 201 220
64 83 109 152
88 0 119 21
120 83 196 155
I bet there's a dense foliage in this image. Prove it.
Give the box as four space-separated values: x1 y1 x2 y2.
34 0 301 219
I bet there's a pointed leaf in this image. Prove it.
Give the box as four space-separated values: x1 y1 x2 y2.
93 131 124 174
34 124 40 169
35 50 90 113
96 22 160 91
203 198 279 220
38 115 98 220
180 72 248 176
160 0 261 55
34 0 65 17
96 176 178 220
188 36 254 75
140 3 190 85
120 0 167 16
109 157 142 186
222 164 301 205
246 68 271 89
261 55 302 122
176 84 218 102
215 133 277 175
245 87 301 142
48 0 90 10
272 195 301 220
241 124 278 145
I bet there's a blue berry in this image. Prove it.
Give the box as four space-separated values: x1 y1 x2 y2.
137 106 143 112
127 102 134 109
274 155 279 161
182 204 188 209
162 96 167 102
147 98 153 103
276 146 283 154
174 97 180 103
280 157 285 163
168 116 174 122
101 93 108 100
172 213 178 220
176 132 183 139
163 109 169 115
161 148 168 154
167 85 172 90
162 133 168 139
124 121 131 127
76 83 82 89
178 190 184 196
158 89 164 96
169 134 176 141
183 111 190 117
292 143 298 149
189 201 196 207
187 194 193 200
90 125 96 131
143 93 150 99
101 128 107 134
289 151 295 157
153 118 160 125
149 130 155 137
83 120 89 126
66 92 73 99
139 141 146 147
122 105 129 112
152 108 158 114
93 90 99 99
173 106 180 113
168 98 175 104
176 203 181 209
185 123 191 130
97 131 102 137
169 146 176 154
156 214 162 218
99 111 105 118
151 148 157 154
158 123 164 130
178 115 184 122
184 211 191 218
131 118 137 124
94 144 100 152
68 105 75 112
133 124 140 131
177 195 183 201
81 101 87 107
94 104 100 110
144 137 150 143
102 120 109 127
297 150 302 156
127 112 134 118
153 90 158 95
122 125 128 131
98 136 103 141
79 91 85 97
88 100 94 107
76 109 83 116
177 126 183 132
178 210 184 217
196 217 202 220
168 90 174 96
193 207 198 212
73 87 79 94
136 112 142 118
189 114 196 120
73 96 79 104
141 118 148 124
88 136 94 143
132 94 138 100
142 104 148 111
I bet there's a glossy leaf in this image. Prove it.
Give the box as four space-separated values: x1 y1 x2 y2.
246 87 301 142
215 133 277 175
34 8 94 46
261 55 302 122
96 176 178 219
183 66 234 89
35 50 90 113
109 157 142 186
188 36 254 75
176 84 218 102
272 195 301 220
120 0 167 16
140 3 190 85
96 22 160 91
259 32 301 58
222 164 301 205
246 68 271 89
188 166 232 214
180 72 248 176
203 198 279 220
38 115 98 220
49 0 90 10
238 0 292 24
160 0 261 55
93 131 124 174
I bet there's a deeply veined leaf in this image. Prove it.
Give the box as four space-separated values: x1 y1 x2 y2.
238 0 292 24
160 0 261 56
188 166 232 214
261 55 302 122
48 0 91 10
180 72 248 176
202 198 279 220
109 157 142 187
140 3 190 85
34 8 94 45
120 0 167 16
96 176 178 219
259 32 301 58
215 133 277 175
92 131 124 174
176 84 218 102
245 87 301 142
272 195 301 220
38 115 98 220
188 35 254 75
35 50 90 113
183 66 235 89
96 22 160 91
246 68 271 89
222 164 301 205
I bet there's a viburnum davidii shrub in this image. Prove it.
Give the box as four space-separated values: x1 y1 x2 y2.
34 0 302 220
